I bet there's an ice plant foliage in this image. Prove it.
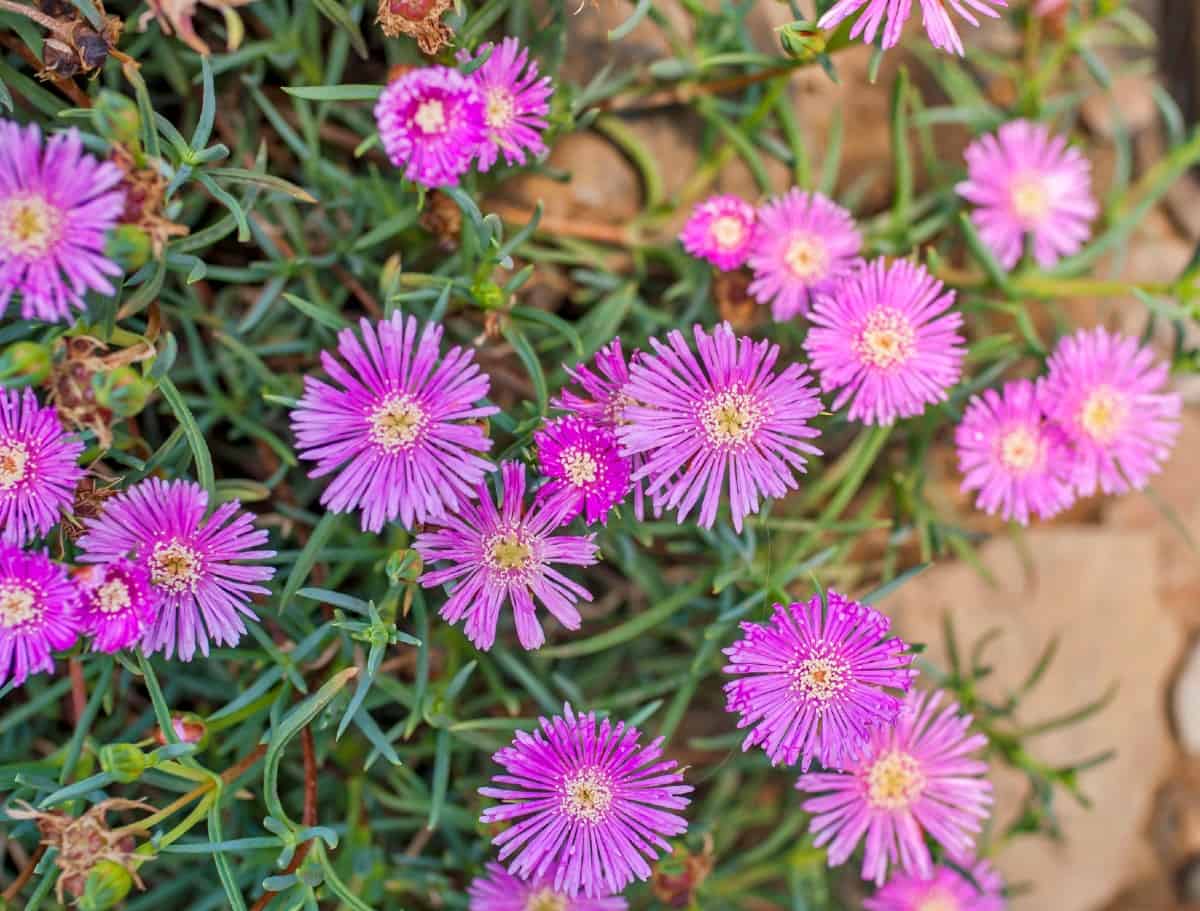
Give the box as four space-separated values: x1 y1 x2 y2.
414 461 598 650
679 194 758 272
723 590 917 771
464 38 552 172
535 416 630 525
467 862 628 911
0 544 79 688
479 704 692 898
864 857 1006 911
957 119 1097 270
955 379 1076 524
1040 327 1181 496
291 312 497 533
798 689 993 885
621 323 823 532
746 189 862 321
0 386 84 546
375 67 488 188
0 120 126 324
818 0 1006 55
76 478 276 661
75 559 157 654
805 258 965 426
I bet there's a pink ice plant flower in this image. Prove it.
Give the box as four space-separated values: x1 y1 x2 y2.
464 37 553 172
75 559 157 654
535 415 631 525
0 543 80 688
818 0 1006 57
864 856 1006 911
679 194 758 272
468 862 628 911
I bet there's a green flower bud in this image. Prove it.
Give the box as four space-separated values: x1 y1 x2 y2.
99 743 149 783
96 366 153 419
105 225 153 273
92 91 142 152
779 21 826 61
471 279 505 311
0 341 52 383
78 861 134 911
379 254 404 301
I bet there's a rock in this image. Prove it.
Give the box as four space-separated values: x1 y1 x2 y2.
1080 72 1161 139
880 527 1183 911
1174 641 1200 756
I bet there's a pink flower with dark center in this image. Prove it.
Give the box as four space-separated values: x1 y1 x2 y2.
375 67 487 187
0 120 126 323
463 37 552 172
747 189 861 321
797 689 993 886
0 386 84 546
620 322 823 532
535 416 630 525
1039 327 1181 496
0 543 80 687
805 258 965 426
75 559 157 654
955 379 1076 524
957 120 1097 270
480 703 692 898
414 462 598 650
468 862 628 911
864 856 1006 911
679 195 758 272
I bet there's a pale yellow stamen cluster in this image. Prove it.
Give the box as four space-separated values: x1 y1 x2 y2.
486 531 534 573
1010 175 1050 222
149 541 202 595
790 655 851 709
916 894 960 911
369 395 426 452
1079 387 1128 443
561 768 613 824
486 89 515 129
784 234 828 281
856 308 916 371
562 448 599 486
699 389 764 447
0 584 37 629
866 750 926 810
998 426 1040 473
0 441 30 490
709 215 746 251
0 194 61 259
95 578 132 615
524 890 568 911
414 99 448 134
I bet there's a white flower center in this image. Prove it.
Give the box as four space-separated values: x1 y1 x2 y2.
369 394 426 452
414 99 448 135
485 530 534 572
790 654 851 708
1079 386 1128 443
917 894 960 911
149 540 202 594
95 578 132 614
0 194 62 258
524 890 568 911
699 389 764 447
855 308 916 370
0 441 30 490
561 448 598 486
999 426 1040 472
784 234 828 281
0 583 38 628
710 215 746 251
866 750 926 810
1011 174 1050 222
561 768 613 823
486 88 515 130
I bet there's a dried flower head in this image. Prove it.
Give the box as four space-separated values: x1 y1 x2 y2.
138 0 253 55
376 0 453 55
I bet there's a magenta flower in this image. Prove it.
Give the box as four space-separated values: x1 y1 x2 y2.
468 862 628 911
955 379 1076 524
0 544 79 688
0 120 126 324
679 195 758 272
798 689 993 886
291 312 497 533
535 416 630 525
76 478 276 661
746 189 862 321
375 67 487 187
957 120 1097 270
723 590 916 771
864 856 1006 911
480 703 692 898
0 386 84 546
414 461 598 650
805 258 965 426
1040 327 1181 496
75 559 157 654
463 37 552 172
620 322 823 532
817 0 1005 56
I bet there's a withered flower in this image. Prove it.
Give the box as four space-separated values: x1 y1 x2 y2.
37 14 123 80
418 190 462 251
137 0 252 56
713 268 764 333
61 475 123 542
650 835 715 908
46 335 155 450
375 0 452 56
110 145 189 257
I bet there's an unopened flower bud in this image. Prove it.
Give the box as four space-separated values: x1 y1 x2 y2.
779 21 826 61
99 744 150 783
0 341 52 383
153 713 208 748
78 860 134 911
105 224 153 272
93 91 142 151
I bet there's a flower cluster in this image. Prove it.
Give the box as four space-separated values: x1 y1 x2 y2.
957 327 1180 524
375 37 551 187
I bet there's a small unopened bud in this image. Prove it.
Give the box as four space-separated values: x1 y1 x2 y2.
379 253 404 301
386 548 423 586
78 860 134 911
779 21 826 61
99 744 150 784
93 91 142 151
471 279 505 311
0 341 52 383
154 713 207 748
97 366 153 419
106 224 153 272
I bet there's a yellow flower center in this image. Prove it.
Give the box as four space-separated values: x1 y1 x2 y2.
1011 175 1050 222
0 584 37 628
524 890 568 911
414 99 448 134
486 532 533 572
486 88 515 130
856 308 916 370
95 578 131 614
0 441 30 490
0 194 61 258
866 750 926 810
149 540 202 594
710 215 746 251
1079 386 1127 443
784 234 828 280
369 395 426 452
699 389 764 447
917 895 960 911
561 768 613 823
561 448 598 486
999 426 1040 472
791 655 851 708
